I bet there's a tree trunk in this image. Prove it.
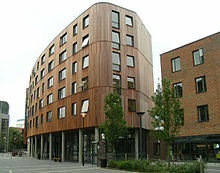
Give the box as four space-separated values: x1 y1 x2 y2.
167 141 170 167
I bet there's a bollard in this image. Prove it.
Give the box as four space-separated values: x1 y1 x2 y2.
147 154 149 161
199 155 203 173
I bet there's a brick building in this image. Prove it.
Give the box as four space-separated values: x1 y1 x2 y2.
160 32 220 162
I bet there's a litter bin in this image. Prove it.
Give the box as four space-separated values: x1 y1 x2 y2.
100 159 107 168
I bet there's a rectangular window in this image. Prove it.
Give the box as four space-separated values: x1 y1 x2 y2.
82 34 89 48
48 76 53 88
35 103 37 112
58 68 66 82
48 60 54 72
37 62 39 70
193 48 203 66
73 24 77 36
127 77 135 89
82 55 89 69
72 102 76 116
41 54 45 65
126 15 133 26
113 74 121 94
72 82 77 94
59 50 66 63
154 143 160 156
58 87 65 100
32 105 34 116
39 99 43 109
73 42 77 54
83 15 89 29
36 116 39 128
82 77 88 91
58 106 65 119
173 82 183 98
42 83 45 93
37 87 40 98
127 55 135 67
126 35 134 46
195 76 206 93
31 95 33 103
30 120 32 128
112 11 119 28
171 57 181 72
112 52 121 71
46 111 52 122
72 62 77 74
81 99 89 113
112 31 120 49
49 44 54 56
60 33 67 46
40 68 45 79
197 105 209 122
128 99 136 112
47 93 52 105
35 76 38 85
33 118 35 128
41 114 43 124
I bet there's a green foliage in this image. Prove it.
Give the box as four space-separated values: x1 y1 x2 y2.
8 127 24 151
99 93 128 144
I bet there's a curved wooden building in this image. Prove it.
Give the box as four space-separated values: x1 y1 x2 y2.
25 2 153 162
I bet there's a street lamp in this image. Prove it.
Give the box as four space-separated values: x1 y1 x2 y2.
136 112 145 160
81 112 86 166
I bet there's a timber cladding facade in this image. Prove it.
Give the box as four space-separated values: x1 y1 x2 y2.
25 2 154 162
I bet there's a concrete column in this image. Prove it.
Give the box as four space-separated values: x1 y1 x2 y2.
27 138 30 157
41 134 43 159
35 136 37 158
31 136 33 157
95 127 99 163
61 131 65 162
49 133 52 160
135 129 139 160
79 129 82 164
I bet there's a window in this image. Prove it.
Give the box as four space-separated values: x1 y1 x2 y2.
125 15 133 26
35 76 38 85
128 99 136 112
171 57 181 72
72 62 77 74
42 83 45 93
37 62 39 70
58 106 65 119
37 87 40 98
30 120 32 128
40 68 45 79
31 105 34 116
173 82 182 98
35 103 37 112
72 102 76 116
81 99 89 113
33 118 35 128
82 55 89 69
154 143 160 156
193 48 203 66
82 34 89 48
127 77 135 89
48 60 54 72
82 77 88 91
46 111 52 122
41 114 43 124
126 35 134 46
72 82 77 94
197 105 209 122
112 31 120 49
195 76 206 93
60 33 67 46
113 74 121 94
36 116 39 128
34 90 36 99
39 99 43 109
58 87 65 100
112 52 120 71
49 44 54 56
47 93 52 105
48 76 53 88
59 50 66 63
58 68 66 82
73 42 77 54
83 15 89 29
31 95 33 103
127 55 135 67
112 11 119 28
73 24 77 36
41 54 45 65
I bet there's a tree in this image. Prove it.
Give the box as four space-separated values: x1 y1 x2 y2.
8 127 24 151
148 79 184 167
99 93 128 159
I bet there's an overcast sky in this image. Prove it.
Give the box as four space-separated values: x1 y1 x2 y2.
0 0 219 126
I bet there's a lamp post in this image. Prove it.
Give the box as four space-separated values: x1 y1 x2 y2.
136 112 145 160
81 112 86 166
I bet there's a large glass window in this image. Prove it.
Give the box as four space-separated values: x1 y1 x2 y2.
82 77 88 91
58 106 65 119
39 99 43 109
173 82 183 98
81 99 89 113
83 15 89 29
72 62 77 74
171 57 181 72
125 15 133 26
37 87 40 98
73 24 77 36
58 87 65 100
41 114 43 124
58 68 66 82
36 116 39 128
126 35 134 46
72 82 77 94
113 74 121 94
112 11 119 28
48 76 53 88
48 60 54 72
72 102 76 116
42 83 45 93
112 31 120 49
127 55 135 67
49 44 54 56
47 93 52 105
82 55 89 69
127 77 135 89
46 111 52 122
41 54 45 65
60 33 67 46
82 35 89 48
73 42 77 54
59 50 67 63
40 68 45 79
112 52 120 71
128 99 136 112
193 48 203 66
195 76 206 93
197 105 209 122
